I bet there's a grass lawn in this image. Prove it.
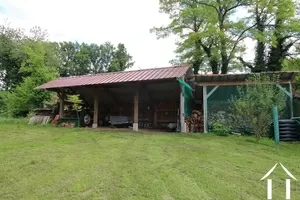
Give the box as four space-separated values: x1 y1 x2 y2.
1 121 300 200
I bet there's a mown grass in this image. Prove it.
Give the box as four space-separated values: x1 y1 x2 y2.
1 121 300 200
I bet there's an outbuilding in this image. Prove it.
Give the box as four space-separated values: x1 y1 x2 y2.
37 66 194 132
37 66 297 133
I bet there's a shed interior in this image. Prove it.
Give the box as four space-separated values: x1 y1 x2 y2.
55 79 183 130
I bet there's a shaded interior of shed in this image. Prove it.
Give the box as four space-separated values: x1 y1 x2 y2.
59 79 182 129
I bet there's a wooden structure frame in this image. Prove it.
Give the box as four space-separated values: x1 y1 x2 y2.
50 76 193 132
195 72 298 133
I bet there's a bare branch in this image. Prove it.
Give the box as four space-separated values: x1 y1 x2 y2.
228 23 258 60
238 57 253 69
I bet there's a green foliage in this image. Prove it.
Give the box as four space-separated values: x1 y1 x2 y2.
67 95 83 127
211 121 230 136
241 0 300 72
0 23 26 90
230 74 287 141
153 0 300 73
67 95 82 112
0 91 8 116
6 41 59 117
152 0 250 74
56 41 134 76
282 57 300 91
0 21 134 118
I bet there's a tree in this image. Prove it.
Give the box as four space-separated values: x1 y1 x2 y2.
6 41 59 117
56 41 78 77
67 95 82 127
109 44 134 72
282 57 300 92
239 0 300 72
230 74 286 141
151 0 250 74
56 41 134 76
0 23 25 90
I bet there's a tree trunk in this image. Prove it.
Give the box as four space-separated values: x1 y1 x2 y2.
253 5 267 73
210 58 219 74
192 59 203 74
221 60 229 74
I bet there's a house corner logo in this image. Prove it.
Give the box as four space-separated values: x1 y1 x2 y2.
261 163 297 200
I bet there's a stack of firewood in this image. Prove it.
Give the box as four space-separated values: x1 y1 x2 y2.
185 110 204 133
60 122 75 128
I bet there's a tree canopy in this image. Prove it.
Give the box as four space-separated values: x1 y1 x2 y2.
151 0 300 74
0 22 134 117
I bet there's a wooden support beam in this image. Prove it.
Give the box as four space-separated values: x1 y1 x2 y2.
276 84 292 98
180 91 186 133
59 89 65 118
133 90 139 131
203 86 208 133
196 81 291 87
207 86 219 99
92 93 99 128
276 83 294 118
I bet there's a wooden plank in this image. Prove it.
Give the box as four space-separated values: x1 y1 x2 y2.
180 91 186 133
196 80 291 87
92 93 99 128
203 86 208 133
133 90 139 131
276 84 291 98
59 89 65 118
207 86 219 99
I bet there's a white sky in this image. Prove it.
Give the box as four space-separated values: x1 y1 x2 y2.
0 0 254 71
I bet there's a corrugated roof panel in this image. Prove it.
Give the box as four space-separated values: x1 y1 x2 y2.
37 66 189 89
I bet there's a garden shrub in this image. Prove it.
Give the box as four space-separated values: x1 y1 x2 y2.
230 74 286 141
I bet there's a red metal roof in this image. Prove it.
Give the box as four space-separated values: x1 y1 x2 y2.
37 66 190 89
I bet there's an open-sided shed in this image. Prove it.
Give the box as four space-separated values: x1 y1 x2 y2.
194 72 298 133
37 66 194 132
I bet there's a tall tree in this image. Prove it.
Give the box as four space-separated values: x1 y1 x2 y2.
57 42 134 76
0 24 25 90
151 0 250 74
109 43 134 72
6 40 59 117
239 0 300 72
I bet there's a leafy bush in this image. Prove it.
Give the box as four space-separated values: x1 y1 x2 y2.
0 91 8 116
211 121 230 136
230 74 286 141
6 41 59 117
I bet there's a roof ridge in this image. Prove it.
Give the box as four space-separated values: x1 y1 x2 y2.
58 65 188 80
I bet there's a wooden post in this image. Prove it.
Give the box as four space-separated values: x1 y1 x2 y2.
203 86 208 133
180 91 186 133
133 90 139 131
59 90 64 118
92 93 99 128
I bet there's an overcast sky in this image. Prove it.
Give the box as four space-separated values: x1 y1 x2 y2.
0 0 254 71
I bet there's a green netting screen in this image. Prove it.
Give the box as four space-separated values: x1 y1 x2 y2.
178 78 193 117
294 99 300 117
207 84 292 132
